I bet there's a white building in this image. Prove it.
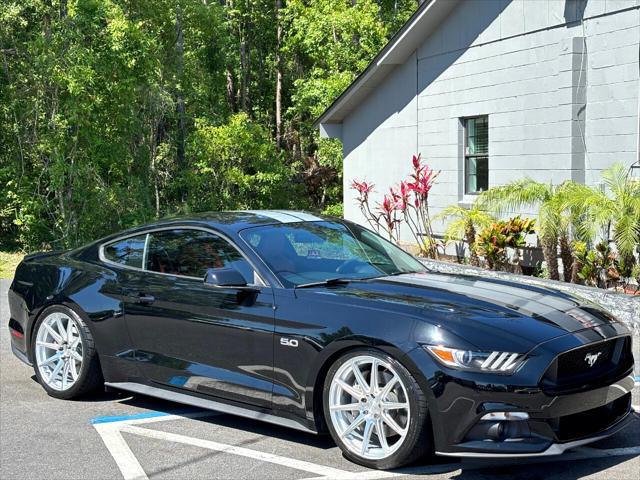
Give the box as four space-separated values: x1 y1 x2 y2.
317 0 640 247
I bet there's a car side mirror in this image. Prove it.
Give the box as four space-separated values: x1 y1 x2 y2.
203 267 258 292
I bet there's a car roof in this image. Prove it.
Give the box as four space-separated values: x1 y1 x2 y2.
102 210 333 241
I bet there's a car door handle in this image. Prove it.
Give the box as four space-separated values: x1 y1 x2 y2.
135 294 156 305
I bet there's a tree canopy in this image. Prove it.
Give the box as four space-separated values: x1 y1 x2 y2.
1 0 419 250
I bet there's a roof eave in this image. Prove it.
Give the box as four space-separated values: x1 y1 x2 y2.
314 0 459 132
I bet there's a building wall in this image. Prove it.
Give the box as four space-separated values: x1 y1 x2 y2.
342 0 640 243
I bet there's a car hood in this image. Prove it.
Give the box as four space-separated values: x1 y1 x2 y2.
316 271 621 352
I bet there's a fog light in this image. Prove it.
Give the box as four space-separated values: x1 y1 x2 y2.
481 411 529 421
487 421 506 440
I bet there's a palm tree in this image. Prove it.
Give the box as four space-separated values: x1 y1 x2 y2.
563 163 640 263
478 180 575 281
435 203 494 267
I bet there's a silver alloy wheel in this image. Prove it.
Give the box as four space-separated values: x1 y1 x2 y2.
328 355 410 460
35 312 83 391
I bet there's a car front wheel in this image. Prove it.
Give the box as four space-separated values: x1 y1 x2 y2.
323 349 432 469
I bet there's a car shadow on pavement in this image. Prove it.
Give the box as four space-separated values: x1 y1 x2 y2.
117 393 337 450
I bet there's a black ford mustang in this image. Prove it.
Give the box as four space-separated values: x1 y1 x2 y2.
8 211 635 469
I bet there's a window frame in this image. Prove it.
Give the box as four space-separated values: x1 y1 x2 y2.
99 226 268 286
462 115 489 195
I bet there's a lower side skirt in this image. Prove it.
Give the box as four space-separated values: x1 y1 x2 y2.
104 381 317 435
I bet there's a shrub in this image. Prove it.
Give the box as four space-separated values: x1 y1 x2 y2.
474 217 536 271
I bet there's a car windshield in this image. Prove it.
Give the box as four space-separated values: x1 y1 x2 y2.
239 221 426 287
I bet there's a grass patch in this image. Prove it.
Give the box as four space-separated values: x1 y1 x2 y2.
0 251 25 279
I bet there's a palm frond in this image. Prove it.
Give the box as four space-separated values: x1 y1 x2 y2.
477 179 552 215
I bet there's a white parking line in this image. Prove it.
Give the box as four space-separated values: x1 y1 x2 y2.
94 423 148 480
121 424 350 478
93 410 351 480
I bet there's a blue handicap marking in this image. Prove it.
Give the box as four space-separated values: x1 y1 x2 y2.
91 407 205 424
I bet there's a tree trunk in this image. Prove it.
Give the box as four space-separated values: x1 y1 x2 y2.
541 235 560 280
226 68 237 112
559 235 573 283
571 260 582 284
464 223 479 267
239 24 248 111
175 5 186 174
274 0 282 149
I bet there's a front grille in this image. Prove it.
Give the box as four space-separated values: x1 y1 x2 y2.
541 336 633 394
554 393 631 441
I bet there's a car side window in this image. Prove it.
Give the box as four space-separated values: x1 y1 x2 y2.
103 235 146 268
145 229 257 284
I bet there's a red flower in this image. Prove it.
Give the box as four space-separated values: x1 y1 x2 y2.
350 179 374 195
408 159 439 200
412 154 421 171
351 179 375 205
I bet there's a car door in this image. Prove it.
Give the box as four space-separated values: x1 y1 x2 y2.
111 228 275 408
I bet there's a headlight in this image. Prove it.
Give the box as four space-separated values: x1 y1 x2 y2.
425 345 524 373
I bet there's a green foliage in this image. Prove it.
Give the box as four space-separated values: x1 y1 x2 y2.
1 0 419 251
189 113 296 210
562 163 640 258
573 241 620 288
322 203 344 217
435 203 494 243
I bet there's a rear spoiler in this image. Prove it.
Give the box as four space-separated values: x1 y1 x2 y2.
22 250 66 263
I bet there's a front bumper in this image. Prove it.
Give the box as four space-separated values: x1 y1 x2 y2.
406 327 635 458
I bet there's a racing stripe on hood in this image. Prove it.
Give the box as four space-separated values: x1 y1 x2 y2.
381 272 587 324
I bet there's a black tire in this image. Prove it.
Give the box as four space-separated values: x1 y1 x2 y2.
323 348 433 469
31 305 104 399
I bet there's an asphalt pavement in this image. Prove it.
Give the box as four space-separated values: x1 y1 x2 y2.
1 278 639 480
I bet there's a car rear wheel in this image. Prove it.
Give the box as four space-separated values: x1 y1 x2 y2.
31 305 103 399
323 349 432 469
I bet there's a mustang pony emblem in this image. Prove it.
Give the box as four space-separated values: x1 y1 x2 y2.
584 351 602 367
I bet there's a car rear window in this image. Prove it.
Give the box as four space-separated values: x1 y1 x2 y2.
102 235 146 268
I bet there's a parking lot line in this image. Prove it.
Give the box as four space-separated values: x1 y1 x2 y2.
92 410 220 480
120 424 351 478
93 423 148 480
93 409 353 479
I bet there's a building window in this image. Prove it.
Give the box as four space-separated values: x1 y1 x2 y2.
464 116 489 194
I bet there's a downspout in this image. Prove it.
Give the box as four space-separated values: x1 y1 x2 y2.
637 34 639 166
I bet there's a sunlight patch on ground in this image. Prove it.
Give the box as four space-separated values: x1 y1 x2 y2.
0 251 24 279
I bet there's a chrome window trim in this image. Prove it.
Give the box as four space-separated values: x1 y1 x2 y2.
98 226 268 287
141 233 151 270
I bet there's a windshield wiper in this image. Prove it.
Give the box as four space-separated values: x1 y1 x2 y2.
295 277 374 289
386 269 427 277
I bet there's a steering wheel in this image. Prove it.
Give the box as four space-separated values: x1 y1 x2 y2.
336 259 369 274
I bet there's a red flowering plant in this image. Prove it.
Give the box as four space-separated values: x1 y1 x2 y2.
350 179 381 234
351 154 441 257
406 154 440 257
377 192 402 242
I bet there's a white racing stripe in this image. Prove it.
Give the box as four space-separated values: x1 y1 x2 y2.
241 210 301 223
276 210 324 222
241 210 324 223
120 424 350 478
